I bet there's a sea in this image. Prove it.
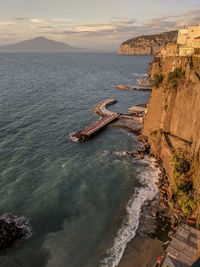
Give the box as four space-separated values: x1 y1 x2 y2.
0 53 158 267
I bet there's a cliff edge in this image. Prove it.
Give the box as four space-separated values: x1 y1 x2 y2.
118 31 178 55
143 55 200 220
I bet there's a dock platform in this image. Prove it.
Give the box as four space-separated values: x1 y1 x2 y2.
116 85 152 91
73 113 119 141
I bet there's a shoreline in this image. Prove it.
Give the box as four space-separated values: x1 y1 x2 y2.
117 148 176 267
92 99 172 267
101 153 161 267
72 95 173 266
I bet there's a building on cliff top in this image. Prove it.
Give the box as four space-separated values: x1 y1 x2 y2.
160 21 200 57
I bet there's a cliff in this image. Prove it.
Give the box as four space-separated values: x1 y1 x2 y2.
118 31 178 55
143 55 200 218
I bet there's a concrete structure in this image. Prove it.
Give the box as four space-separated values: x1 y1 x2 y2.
166 43 178 56
161 21 200 57
193 37 200 48
128 105 147 114
177 21 200 56
177 29 188 45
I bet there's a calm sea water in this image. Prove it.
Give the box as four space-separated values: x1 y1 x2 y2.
0 53 157 267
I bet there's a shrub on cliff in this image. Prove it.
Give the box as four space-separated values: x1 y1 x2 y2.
172 151 190 174
172 150 198 215
151 73 164 88
167 68 185 90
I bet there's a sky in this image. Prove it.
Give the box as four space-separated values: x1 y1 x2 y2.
0 0 200 51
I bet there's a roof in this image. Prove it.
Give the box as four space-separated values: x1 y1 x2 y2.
128 106 147 113
162 256 188 267
194 36 200 40
166 224 200 266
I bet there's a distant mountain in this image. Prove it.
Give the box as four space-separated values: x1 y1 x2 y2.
0 37 82 53
118 30 178 55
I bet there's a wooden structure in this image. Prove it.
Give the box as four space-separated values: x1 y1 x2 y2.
116 85 152 91
74 114 119 141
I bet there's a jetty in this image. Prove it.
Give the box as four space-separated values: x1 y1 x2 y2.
73 113 119 141
72 98 145 142
93 98 118 117
72 99 119 141
116 85 152 91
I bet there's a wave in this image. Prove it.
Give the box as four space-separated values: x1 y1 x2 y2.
69 132 79 142
98 150 129 157
101 157 159 267
131 73 147 77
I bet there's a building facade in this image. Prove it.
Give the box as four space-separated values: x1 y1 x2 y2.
161 21 200 57
178 21 200 56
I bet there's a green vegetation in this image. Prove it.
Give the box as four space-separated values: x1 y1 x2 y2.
192 57 200 73
167 68 185 90
172 150 198 215
148 129 163 146
151 73 164 88
148 130 158 143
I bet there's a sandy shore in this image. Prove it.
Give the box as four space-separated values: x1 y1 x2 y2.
118 194 172 267
118 234 163 267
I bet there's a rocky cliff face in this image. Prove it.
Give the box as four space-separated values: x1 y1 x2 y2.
143 56 200 218
118 31 178 55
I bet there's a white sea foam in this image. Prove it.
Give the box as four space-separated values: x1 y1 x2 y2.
1 214 32 240
101 157 159 267
69 133 79 142
98 151 128 157
131 73 146 77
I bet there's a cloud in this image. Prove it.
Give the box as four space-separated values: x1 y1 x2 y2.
39 26 55 29
75 24 115 32
43 9 197 41
0 33 16 37
0 21 17 28
120 19 136 25
30 19 44 23
14 17 27 21
0 6 200 50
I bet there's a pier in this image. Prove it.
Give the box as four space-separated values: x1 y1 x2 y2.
116 85 152 91
93 98 118 117
72 98 144 142
73 113 119 141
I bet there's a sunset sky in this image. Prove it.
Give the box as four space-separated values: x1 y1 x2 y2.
0 0 200 51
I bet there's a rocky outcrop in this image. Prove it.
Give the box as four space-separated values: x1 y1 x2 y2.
0 214 32 252
118 31 178 55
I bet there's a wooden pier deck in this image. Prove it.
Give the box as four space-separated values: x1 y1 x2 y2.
116 85 152 91
74 113 119 141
